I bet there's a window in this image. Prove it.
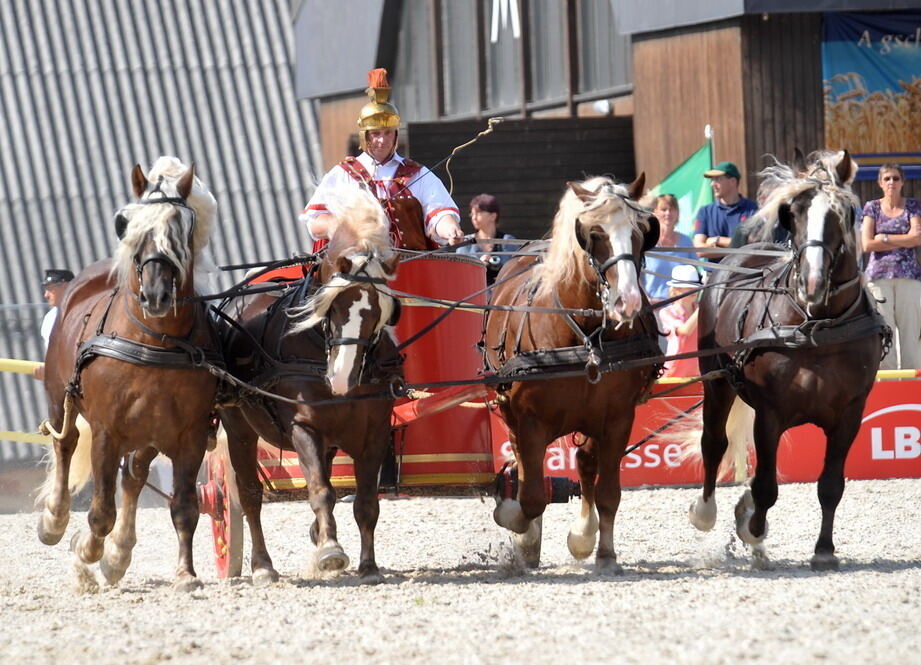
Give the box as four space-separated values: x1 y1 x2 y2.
579 0 631 94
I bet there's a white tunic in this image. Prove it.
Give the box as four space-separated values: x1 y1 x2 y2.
300 152 460 244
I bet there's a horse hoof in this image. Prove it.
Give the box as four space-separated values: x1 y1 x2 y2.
37 516 65 546
316 544 350 572
596 555 624 575
734 490 765 545
252 567 280 586
750 543 774 570
810 553 839 572
566 531 596 560
513 516 542 568
493 499 529 534
99 555 129 586
688 495 717 531
173 576 203 593
359 566 384 585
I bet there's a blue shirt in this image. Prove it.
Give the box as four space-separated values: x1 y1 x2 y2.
643 232 695 301
694 197 758 253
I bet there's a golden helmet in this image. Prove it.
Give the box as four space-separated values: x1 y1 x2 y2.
358 69 400 152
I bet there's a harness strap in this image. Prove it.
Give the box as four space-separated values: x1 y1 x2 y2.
75 335 223 371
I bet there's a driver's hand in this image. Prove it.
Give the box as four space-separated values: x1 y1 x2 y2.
434 217 464 245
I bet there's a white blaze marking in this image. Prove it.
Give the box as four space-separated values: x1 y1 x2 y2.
329 291 371 395
605 217 641 319
805 191 830 288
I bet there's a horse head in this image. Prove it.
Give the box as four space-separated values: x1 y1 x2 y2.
113 158 216 317
761 150 859 307
564 173 658 323
288 185 400 396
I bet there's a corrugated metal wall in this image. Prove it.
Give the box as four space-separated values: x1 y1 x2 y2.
0 0 319 458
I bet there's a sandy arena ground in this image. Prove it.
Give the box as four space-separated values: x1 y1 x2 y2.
1 478 919 665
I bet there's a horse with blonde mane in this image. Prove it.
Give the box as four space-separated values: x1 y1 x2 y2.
688 150 888 570
484 174 661 569
217 182 402 584
37 157 220 591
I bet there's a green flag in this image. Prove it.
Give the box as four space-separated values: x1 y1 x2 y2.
648 141 713 236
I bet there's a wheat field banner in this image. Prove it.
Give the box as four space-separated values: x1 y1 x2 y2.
822 11 921 181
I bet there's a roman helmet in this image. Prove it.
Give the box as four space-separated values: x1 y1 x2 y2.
358 68 400 156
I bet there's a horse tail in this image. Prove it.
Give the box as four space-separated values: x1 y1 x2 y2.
36 414 94 506
672 396 753 482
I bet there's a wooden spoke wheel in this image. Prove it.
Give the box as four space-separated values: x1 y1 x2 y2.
201 432 243 579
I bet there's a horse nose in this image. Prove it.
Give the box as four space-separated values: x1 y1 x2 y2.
140 286 171 317
610 286 642 322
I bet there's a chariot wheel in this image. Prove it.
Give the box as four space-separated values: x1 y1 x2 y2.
201 431 243 578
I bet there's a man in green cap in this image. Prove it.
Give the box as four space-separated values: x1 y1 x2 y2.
692 161 758 263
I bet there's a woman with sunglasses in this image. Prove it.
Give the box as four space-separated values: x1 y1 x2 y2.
861 163 921 369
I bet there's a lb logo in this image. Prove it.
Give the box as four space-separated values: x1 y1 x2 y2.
861 404 921 460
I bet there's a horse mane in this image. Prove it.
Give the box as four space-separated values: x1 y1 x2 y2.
745 153 860 248
535 175 649 300
113 156 218 292
288 183 395 334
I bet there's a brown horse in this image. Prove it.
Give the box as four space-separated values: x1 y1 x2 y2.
217 183 401 584
688 150 887 570
484 175 661 569
37 157 220 591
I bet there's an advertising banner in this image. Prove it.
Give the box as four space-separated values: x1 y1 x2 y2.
822 12 921 180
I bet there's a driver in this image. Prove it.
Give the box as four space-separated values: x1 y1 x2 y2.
300 68 463 252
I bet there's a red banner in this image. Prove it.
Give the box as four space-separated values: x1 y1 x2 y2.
490 380 921 487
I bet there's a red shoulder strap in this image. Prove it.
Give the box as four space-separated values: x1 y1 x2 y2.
395 159 423 181
339 157 372 185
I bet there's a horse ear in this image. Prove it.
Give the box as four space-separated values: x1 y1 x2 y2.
176 163 195 200
131 164 148 199
777 203 794 232
642 216 660 254
793 148 807 174
834 150 857 186
383 253 400 278
568 182 595 203
626 172 646 201
114 213 129 240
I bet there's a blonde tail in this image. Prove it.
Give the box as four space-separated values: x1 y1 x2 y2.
674 396 754 482
723 397 755 482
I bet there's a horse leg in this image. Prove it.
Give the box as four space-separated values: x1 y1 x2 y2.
169 433 208 592
567 436 599 560
223 409 279 585
72 431 120 566
688 379 736 531
735 410 781 569
291 424 349 574
593 416 635 572
811 412 862 571
511 424 551 568
99 446 157 585
37 422 79 545
310 447 337 547
351 425 390 584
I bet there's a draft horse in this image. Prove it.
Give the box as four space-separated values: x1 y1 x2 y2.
485 174 661 569
37 157 220 590
688 150 888 570
217 184 401 585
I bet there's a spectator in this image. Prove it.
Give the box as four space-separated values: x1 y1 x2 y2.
457 193 516 285
300 68 462 252
693 161 758 263
643 194 696 303
34 268 74 380
860 163 921 370
659 264 702 378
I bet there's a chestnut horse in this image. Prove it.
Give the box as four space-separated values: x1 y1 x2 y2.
688 150 887 570
484 175 661 569
217 183 401 584
37 157 220 590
